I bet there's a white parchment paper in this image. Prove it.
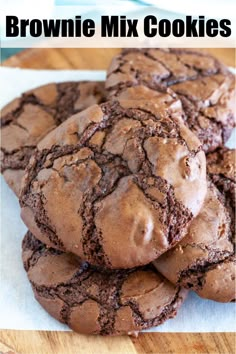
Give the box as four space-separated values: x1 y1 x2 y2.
0 66 235 332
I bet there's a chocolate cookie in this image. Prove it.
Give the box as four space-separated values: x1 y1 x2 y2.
106 49 235 152
1 81 106 196
207 147 235 210
20 99 207 269
153 182 235 302
22 231 187 336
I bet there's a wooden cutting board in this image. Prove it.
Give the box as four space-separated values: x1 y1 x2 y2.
1 48 235 354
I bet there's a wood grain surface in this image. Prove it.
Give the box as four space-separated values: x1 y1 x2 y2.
1 48 235 354
3 48 235 69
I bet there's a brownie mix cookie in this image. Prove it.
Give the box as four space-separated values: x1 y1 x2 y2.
1 81 106 196
153 181 235 303
20 99 207 269
207 147 235 210
22 231 187 335
106 48 235 152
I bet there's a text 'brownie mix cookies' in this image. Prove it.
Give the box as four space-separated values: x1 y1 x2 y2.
106 48 235 152
20 99 207 269
22 231 187 336
1 81 106 196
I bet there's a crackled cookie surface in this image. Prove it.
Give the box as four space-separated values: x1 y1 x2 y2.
1 81 106 196
22 232 187 335
207 147 235 210
20 99 207 268
153 181 235 303
106 49 235 152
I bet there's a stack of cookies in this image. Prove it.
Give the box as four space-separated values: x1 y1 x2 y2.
1 49 235 336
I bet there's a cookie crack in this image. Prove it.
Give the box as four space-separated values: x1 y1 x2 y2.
1 94 55 128
120 286 183 330
177 253 235 290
